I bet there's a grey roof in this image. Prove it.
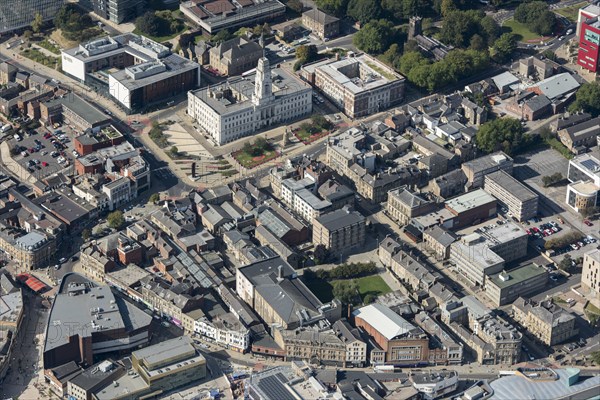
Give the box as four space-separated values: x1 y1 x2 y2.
525 94 551 112
69 360 123 391
50 361 82 382
302 8 339 24
533 73 580 100
485 170 538 202
317 180 353 202
491 71 519 90
315 207 365 231
202 204 231 226
14 231 47 249
554 112 592 131
211 37 261 63
189 64 309 116
389 187 430 208
332 319 363 343
258 208 293 238
463 151 513 174
44 273 151 353
562 116 600 139
425 225 457 247
43 93 109 127
489 368 600 400
132 336 198 366
352 303 418 341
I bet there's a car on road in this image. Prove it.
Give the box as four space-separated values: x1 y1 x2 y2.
54 264 60 270
58 257 67 263
584 219 593 226
550 275 559 282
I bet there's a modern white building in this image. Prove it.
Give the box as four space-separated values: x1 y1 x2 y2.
566 153 600 213
61 34 200 113
187 51 312 145
410 370 459 400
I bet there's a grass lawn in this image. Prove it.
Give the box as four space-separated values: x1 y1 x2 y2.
21 48 60 69
555 2 588 22
295 128 328 144
585 302 600 325
355 275 392 300
503 18 548 43
133 26 188 43
233 148 278 169
304 275 391 304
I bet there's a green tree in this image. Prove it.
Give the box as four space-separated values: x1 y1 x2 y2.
363 294 376 304
441 0 457 18
347 0 382 25
475 117 524 155
31 12 44 33
135 11 161 37
149 193 160 203
107 210 125 229
296 44 318 62
312 114 333 130
332 280 358 304
82 229 91 241
592 351 600 365
313 244 329 264
314 0 349 17
212 29 234 44
542 49 558 62
439 10 483 48
469 34 486 51
286 0 303 13
381 43 402 69
24 30 34 41
514 1 556 36
569 82 600 117
254 136 269 151
558 255 572 272
491 32 517 63
480 16 501 45
168 146 179 157
353 19 395 54
542 172 564 188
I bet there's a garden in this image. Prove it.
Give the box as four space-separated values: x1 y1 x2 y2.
302 262 391 305
232 137 279 169
21 48 61 69
294 114 334 144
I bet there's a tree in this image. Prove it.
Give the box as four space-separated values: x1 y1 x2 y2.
569 82 600 117
212 29 234 44
363 294 376 304
514 2 556 36
491 32 517 63
382 43 402 68
441 0 457 18
296 44 318 62
23 30 33 40
135 11 161 37
480 16 500 45
542 49 558 62
539 126 554 141
332 280 358 304
558 255 572 272
312 114 333 130
475 117 525 155
542 172 564 187
352 19 394 54
314 244 329 264
254 136 269 151
168 146 179 157
439 10 483 48
82 229 91 242
469 34 486 51
286 0 303 13
347 0 382 25
314 0 349 17
592 351 600 365
149 193 160 204
31 12 44 33
107 210 125 229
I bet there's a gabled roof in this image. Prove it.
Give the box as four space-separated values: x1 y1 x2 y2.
352 303 416 341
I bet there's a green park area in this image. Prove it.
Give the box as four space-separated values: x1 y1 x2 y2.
295 115 334 144
503 18 547 43
232 137 278 169
302 262 391 305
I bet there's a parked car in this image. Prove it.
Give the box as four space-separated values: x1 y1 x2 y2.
584 219 593 226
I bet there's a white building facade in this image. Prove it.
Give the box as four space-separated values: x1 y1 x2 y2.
193 318 250 352
187 54 312 145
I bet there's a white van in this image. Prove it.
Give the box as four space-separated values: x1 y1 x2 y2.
13 134 21 142
1 124 12 133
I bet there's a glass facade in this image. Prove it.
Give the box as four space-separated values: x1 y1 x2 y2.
0 0 64 33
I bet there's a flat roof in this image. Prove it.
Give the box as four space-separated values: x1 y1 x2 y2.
309 54 403 94
44 93 110 127
484 170 538 202
44 273 151 353
132 336 198 367
488 263 547 289
315 207 364 231
489 368 600 400
189 63 310 116
445 189 496 214
352 303 416 341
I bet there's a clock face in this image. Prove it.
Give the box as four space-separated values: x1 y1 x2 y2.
585 29 600 46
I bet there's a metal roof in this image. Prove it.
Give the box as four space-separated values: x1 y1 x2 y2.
352 303 415 341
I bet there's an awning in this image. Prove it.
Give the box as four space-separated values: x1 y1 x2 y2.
16 273 49 292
